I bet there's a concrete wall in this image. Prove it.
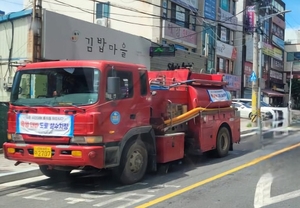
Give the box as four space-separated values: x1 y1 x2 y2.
150 49 207 72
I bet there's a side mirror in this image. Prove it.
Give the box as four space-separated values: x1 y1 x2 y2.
107 77 120 95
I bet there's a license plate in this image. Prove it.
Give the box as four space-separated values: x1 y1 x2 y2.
33 146 52 158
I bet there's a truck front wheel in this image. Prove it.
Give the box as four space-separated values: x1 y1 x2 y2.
114 140 148 185
39 165 71 179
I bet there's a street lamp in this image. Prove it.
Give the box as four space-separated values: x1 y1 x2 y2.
257 10 291 141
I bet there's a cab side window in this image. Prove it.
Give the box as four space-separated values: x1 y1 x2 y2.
139 70 147 96
106 69 133 101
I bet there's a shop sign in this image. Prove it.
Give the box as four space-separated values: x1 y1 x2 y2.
217 7 238 31
220 73 241 91
270 69 283 81
162 20 197 48
204 0 216 20
272 15 285 29
272 35 284 50
216 40 237 60
244 61 252 75
271 58 283 71
262 42 283 61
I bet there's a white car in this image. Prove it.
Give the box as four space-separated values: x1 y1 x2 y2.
232 102 273 120
232 98 277 119
232 98 271 107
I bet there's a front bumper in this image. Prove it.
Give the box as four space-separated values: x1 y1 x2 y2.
3 142 105 169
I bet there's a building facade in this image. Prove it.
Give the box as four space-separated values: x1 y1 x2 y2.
22 0 242 91
23 0 208 72
0 10 32 101
240 0 286 106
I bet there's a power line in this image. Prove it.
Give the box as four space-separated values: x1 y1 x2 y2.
133 0 247 27
50 0 247 43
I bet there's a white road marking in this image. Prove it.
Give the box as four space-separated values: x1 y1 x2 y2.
65 197 94 204
7 189 39 197
23 191 54 201
147 184 181 193
0 176 47 187
115 182 148 190
254 172 300 208
81 190 115 199
93 193 154 207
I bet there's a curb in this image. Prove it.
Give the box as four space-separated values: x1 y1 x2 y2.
241 129 257 135
0 168 42 184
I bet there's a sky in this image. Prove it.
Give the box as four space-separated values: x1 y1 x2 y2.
1 0 299 42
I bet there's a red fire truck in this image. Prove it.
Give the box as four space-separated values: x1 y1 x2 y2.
3 60 240 185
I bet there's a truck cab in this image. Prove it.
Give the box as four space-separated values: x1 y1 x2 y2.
4 60 156 184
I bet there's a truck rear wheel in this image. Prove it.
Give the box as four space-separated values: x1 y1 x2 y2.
114 140 148 185
214 127 230 158
39 165 71 179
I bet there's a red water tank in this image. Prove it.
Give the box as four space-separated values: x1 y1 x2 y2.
188 86 232 109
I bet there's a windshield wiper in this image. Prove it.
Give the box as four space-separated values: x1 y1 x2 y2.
61 104 86 113
31 104 60 112
10 103 38 113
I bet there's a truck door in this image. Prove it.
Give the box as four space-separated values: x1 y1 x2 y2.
103 66 138 139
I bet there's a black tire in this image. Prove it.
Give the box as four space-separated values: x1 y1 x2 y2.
214 127 231 158
39 165 71 179
114 140 148 185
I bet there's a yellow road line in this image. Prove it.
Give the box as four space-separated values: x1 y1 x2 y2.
136 142 300 208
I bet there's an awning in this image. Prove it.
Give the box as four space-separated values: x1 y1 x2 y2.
262 89 285 97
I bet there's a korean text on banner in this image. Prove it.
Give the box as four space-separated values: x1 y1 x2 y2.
16 114 74 137
207 89 229 102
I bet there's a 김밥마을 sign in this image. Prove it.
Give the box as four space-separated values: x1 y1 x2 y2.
42 10 151 69
207 89 229 102
16 114 74 137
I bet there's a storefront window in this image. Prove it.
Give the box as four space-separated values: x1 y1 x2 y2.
217 57 231 74
218 25 230 43
272 23 284 39
263 20 270 43
202 23 216 70
171 3 189 29
220 0 230 12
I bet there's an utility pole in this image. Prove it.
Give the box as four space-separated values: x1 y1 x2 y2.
288 61 293 126
251 1 259 127
28 0 42 63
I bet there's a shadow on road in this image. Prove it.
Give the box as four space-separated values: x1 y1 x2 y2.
0 130 297 198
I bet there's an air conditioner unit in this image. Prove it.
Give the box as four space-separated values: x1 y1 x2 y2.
96 18 110 27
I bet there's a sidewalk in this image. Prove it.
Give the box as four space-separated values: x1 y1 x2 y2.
1 121 300 184
0 152 40 184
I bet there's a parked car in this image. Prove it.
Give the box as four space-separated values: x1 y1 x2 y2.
232 102 273 120
232 98 271 107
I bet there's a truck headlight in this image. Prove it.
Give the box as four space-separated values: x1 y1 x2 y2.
70 136 103 144
9 134 24 142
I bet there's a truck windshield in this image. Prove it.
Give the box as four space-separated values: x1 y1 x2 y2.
10 67 100 107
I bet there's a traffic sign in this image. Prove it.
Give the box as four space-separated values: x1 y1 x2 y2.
250 71 257 82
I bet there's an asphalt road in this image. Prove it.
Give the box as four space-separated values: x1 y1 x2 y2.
147 143 300 208
0 131 299 208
